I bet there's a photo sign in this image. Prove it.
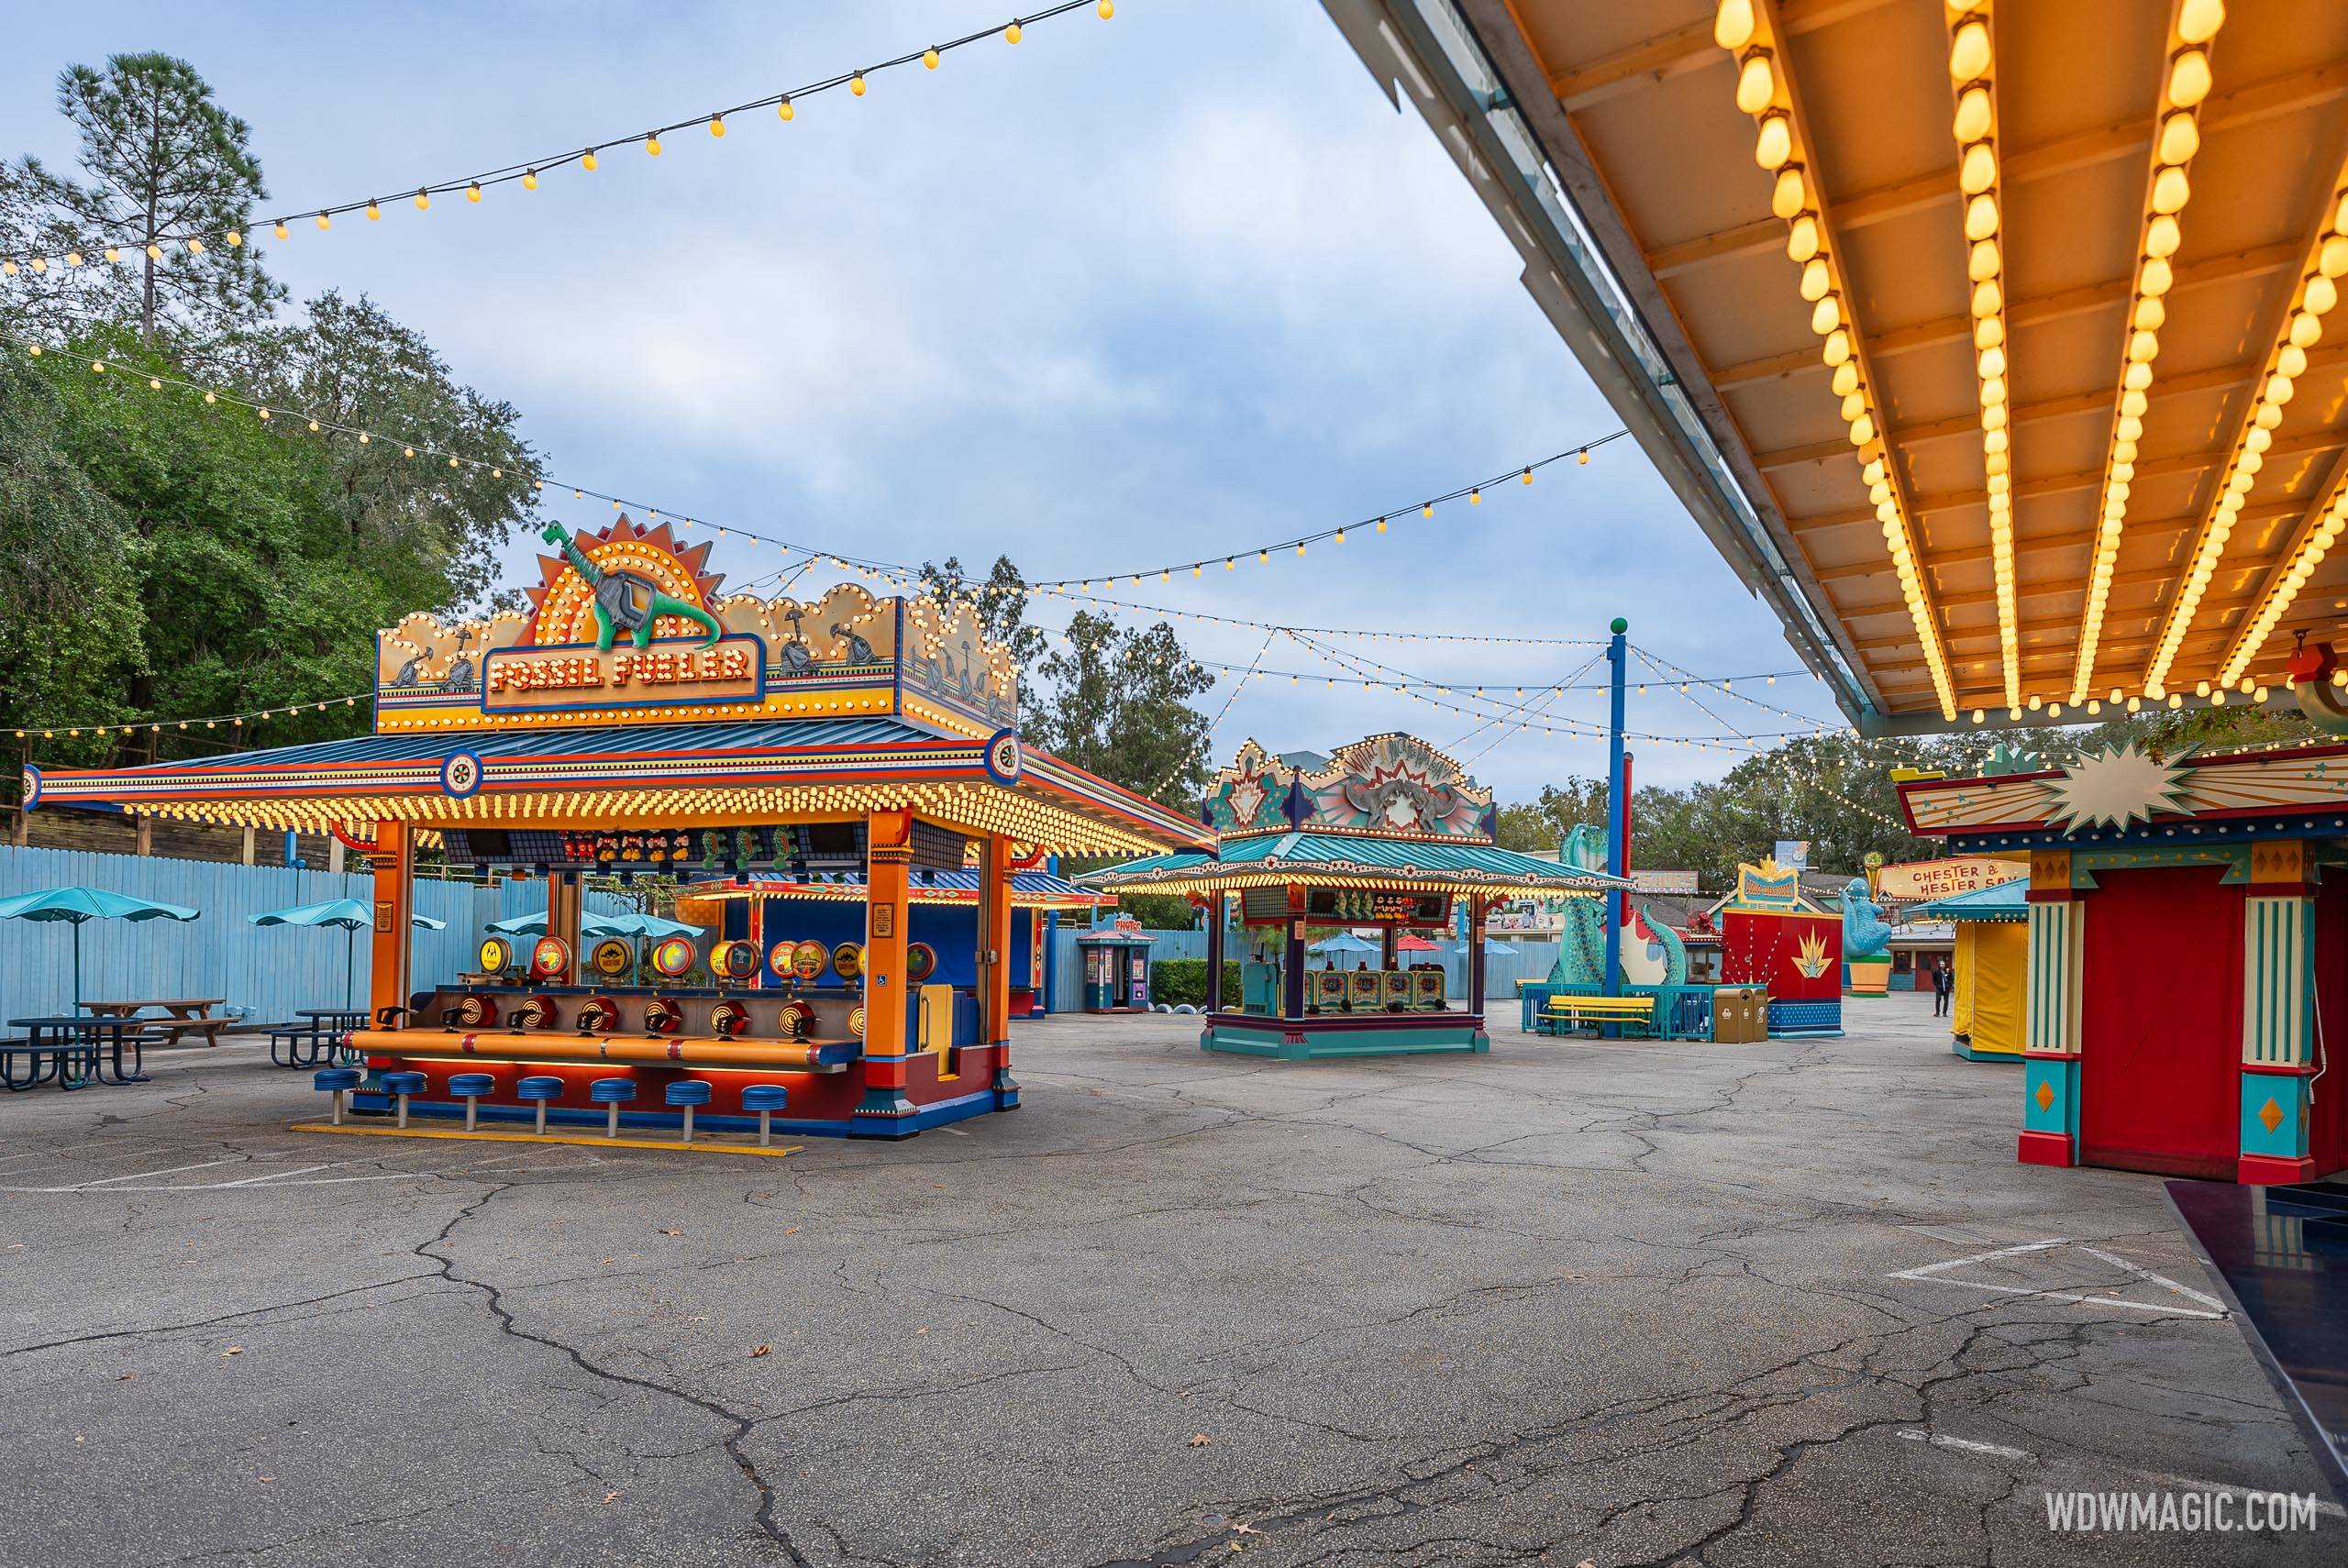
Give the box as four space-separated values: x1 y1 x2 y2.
1875 856 2027 903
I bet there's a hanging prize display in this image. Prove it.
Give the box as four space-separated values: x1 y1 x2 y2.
528 935 571 983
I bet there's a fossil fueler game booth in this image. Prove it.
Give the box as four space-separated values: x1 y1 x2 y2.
25 517 1206 1140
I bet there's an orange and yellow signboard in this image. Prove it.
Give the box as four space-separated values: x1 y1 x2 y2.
482 636 762 712
1875 856 2027 903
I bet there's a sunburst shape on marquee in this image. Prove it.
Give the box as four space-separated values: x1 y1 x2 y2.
524 515 725 647
2042 741 2198 834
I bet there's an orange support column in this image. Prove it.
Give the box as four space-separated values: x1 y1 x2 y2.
368 822 415 1023
981 834 1019 1109
854 809 915 1136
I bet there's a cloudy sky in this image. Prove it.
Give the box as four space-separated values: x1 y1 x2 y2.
1 1 1848 799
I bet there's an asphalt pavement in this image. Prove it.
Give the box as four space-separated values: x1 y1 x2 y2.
0 994 2336 1567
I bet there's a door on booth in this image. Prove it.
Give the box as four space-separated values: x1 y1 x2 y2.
2079 866 2241 1179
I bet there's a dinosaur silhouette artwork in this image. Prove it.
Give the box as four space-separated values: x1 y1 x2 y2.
776 605 816 676
443 627 477 693
829 623 875 665
538 521 723 650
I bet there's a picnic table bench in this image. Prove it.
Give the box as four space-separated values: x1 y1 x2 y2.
1536 992 1657 1038
82 998 228 1049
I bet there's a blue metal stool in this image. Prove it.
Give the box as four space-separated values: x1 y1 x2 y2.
590 1077 636 1138
382 1069 426 1129
312 1066 362 1125
739 1083 789 1147
515 1075 563 1135
447 1072 496 1133
664 1078 713 1144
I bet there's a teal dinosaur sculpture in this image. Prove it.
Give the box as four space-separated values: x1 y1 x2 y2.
540 521 724 651
1841 877 1892 959
1546 823 1687 988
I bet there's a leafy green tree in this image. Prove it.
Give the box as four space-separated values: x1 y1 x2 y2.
0 353 149 768
1027 609 1215 810
0 53 277 349
260 291 539 613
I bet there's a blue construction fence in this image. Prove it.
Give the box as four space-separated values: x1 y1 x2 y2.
1044 922 1563 1013
0 844 632 1025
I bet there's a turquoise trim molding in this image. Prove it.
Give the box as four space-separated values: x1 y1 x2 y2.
1202 1021 1489 1059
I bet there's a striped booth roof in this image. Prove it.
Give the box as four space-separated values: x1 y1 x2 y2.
26 717 1210 859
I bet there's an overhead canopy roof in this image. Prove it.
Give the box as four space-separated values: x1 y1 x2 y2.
26 718 1211 858
681 868 1111 910
1325 0 2348 733
1074 831 1628 897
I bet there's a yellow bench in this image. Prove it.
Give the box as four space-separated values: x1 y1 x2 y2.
1539 993 1656 1037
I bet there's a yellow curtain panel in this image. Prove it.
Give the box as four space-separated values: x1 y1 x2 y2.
1954 922 2024 1057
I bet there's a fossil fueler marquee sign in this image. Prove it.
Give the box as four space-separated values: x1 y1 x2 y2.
480 637 764 712
369 515 1022 736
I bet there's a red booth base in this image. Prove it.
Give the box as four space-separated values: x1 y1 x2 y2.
2018 1130 2076 1167
2238 1154 2319 1186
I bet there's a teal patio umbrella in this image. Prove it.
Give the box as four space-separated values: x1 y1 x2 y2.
249 897 448 1010
484 907 639 938
1307 932 1380 956
0 886 202 1011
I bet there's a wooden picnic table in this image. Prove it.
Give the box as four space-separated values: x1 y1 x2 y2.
80 998 229 1049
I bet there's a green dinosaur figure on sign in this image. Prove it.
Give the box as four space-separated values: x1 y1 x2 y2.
539 521 724 650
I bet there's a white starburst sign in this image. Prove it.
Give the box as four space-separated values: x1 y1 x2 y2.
2042 742 2198 833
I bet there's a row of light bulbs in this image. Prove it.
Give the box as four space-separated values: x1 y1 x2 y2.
1038 589 1611 648
1942 6 2021 712
13 694 367 742
1014 436 1623 592
2146 230 2345 697
1713 0 1956 721
2221 442 2348 689
0 3 1113 273
19 337 1646 635
2077 0 2227 703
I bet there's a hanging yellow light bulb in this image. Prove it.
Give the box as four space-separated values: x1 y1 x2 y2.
1006 21 1024 43
924 47 940 69
778 96 794 121
709 115 725 137
645 133 662 156
851 72 868 96
582 149 600 170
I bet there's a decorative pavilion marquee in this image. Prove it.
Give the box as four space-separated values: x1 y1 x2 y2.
1327 1 2348 735
1897 741 2348 1183
1080 734 1626 1059
24 517 1207 1143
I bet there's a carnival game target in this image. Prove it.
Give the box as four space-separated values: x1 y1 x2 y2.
477 935 514 977
833 942 863 982
905 942 937 985
648 935 696 978
528 936 571 983
590 937 635 978
792 939 829 982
